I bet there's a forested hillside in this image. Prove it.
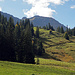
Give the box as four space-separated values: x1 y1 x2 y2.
0 12 34 63
33 27 75 62
0 12 75 63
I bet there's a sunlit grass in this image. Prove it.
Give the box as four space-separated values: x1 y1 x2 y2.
0 59 75 75
34 27 75 62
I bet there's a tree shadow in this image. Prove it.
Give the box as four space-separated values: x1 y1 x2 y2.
38 53 61 61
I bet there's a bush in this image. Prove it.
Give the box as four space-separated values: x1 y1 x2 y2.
64 32 69 40
49 29 52 34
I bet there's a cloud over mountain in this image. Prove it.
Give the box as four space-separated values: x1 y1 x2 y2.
23 0 69 18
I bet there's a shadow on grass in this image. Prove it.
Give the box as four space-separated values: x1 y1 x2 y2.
39 53 61 61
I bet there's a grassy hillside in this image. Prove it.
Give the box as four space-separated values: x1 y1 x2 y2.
0 58 75 75
0 27 75 75
34 27 75 62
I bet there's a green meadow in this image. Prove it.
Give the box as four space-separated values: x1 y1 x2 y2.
0 58 75 75
0 27 75 75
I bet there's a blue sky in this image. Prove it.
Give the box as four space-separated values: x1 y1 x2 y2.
0 0 75 28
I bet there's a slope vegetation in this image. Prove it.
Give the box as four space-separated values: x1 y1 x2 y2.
0 59 75 75
34 27 75 62
0 27 75 75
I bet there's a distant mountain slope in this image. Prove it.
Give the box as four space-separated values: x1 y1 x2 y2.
29 16 67 30
1 12 20 25
22 17 27 20
1 12 66 30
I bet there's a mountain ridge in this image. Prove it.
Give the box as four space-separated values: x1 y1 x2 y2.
1 11 21 25
1 11 66 30
29 15 67 30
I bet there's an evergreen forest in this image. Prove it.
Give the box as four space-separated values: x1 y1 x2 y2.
0 12 44 64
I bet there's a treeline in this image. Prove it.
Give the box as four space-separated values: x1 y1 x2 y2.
43 23 55 31
57 26 75 36
0 12 44 63
56 26 75 40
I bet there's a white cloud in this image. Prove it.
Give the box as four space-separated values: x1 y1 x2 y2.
23 7 55 18
70 5 75 9
0 7 2 11
12 0 16 1
49 0 69 5
23 0 69 18
0 0 4 1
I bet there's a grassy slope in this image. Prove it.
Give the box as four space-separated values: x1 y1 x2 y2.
0 27 75 75
34 27 75 62
0 59 75 75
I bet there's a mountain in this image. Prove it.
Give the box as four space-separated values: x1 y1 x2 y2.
1 12 66 30
29 15 67 30
1 12 20 25
22 17 27 20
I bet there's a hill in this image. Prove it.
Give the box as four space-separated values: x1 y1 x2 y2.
1 12 20 25
34 27 75 63
29 16 67 30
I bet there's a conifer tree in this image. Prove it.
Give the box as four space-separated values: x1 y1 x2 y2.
36 40 45 56
9 17 15 27
68 28 72 36
48 23 51 30
60 26 64 33
21 23 35 63
0 24 5 36
14 22 21 61
46 25 48 30
36 26 39 38
4 17 7 25
5 17 16 61
64 32 69 40
31 22 34 36
57 26 60 32
49 29 52 34
0 12 1 23
43 26 46 29
72 27 75 36
66 26 68 32
18 19 35 63
1 15 4 24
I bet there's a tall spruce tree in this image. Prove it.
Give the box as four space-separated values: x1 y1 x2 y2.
18 19 35 64
1 15 4 24
24 25 35 63
60 26 64 33
31 22 34 36
68 28 72 36
46 25 48 30
72 27 75 36
0 16 16 61
4 17 7 25
36 26 39 38
0 12 1 23
48 23 51 30
38 41 44 56
14 22 21 61
57 26 60 32
5 17 16 61
64 32 69 40
0 24 5 36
